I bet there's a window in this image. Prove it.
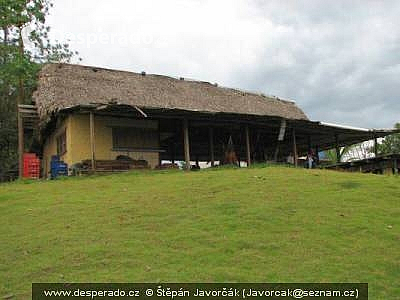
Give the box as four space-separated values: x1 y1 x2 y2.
57 130 67 155
112 127 159 150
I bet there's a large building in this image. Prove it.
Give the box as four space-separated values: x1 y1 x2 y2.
20 63 396 177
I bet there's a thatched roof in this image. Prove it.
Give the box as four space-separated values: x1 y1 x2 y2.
33 63 308 123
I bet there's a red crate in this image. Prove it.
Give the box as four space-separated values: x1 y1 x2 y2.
23 153 41 179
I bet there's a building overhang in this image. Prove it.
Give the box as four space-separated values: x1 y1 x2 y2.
49 103 400 153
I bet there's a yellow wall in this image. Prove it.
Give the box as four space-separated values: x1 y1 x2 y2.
43 113 160 177
68 114 91 164
42 116 72 177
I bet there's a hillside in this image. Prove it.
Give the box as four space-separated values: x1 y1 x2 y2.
1 166 399 299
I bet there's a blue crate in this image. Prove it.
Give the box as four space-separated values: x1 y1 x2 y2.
50 159 68 179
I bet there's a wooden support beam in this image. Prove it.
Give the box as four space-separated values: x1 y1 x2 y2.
183 119 191 170
293 128 298 167
209 127 215 167
89 112 96 172
335 134 340 163
274 142 280 162
245 125 251 167
133 105 148 118
373 134 378 157
252 130 260 161
18 110 24 178
158 121 161 166
171 123 177 164
171 143 175 164
274 119 286 162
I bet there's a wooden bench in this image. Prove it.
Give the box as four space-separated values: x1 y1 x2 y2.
80 159 149 174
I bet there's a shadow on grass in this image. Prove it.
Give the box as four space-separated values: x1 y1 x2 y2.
338 181 362 189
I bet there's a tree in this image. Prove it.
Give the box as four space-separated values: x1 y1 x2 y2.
376 123 400 155
0 0 78 179
325 145 355 163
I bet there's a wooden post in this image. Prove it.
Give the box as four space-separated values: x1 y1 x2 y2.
335 134 340 163
245 125 251 167
158 121 162 166
292 128 298 167
275 119 287 162
171 124 176 164
171 144 175 164
374 135 378 158
183 119 191 170
315 145 320 165
209 127 215 167
18 108 24 178
274 143 280 162
89 112 96 171
394 159 398 175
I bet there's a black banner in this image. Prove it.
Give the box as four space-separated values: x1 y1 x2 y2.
32 283 368 300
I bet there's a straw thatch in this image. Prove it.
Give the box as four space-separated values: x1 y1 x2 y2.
33 63 308 123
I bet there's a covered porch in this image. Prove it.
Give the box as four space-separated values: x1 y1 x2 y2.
61 104 397 172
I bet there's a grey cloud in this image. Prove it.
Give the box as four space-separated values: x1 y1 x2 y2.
47 0 400 128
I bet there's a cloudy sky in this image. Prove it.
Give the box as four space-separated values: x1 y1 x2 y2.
46 0 400 128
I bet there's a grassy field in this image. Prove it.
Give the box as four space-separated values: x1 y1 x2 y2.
0 165 399 299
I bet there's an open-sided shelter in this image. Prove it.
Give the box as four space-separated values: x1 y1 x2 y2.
19 63 397 177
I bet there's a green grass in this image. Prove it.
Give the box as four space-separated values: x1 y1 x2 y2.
1 166 399 299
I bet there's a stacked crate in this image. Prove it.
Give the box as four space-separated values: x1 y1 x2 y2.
50 155 68 179
23 153 40 179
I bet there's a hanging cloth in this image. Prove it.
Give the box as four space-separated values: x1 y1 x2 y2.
224 135 238 165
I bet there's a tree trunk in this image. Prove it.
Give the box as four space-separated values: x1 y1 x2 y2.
17 26 25 178
17 26 25 105
3 26 8 44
